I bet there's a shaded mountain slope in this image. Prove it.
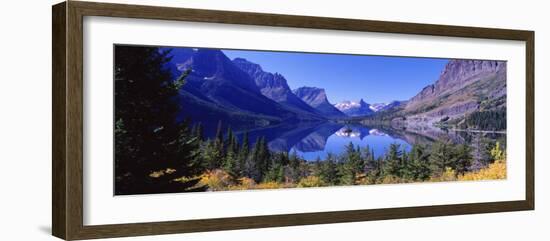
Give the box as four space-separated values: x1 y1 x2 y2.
293 87 346 118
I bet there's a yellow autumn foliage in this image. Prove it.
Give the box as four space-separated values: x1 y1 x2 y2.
297 176 326 188
430 168 458 182
459 160 506 181
379 175 407 184
255 181 285 189
227 177 256 190
148 168 176 178
198 169 234 191
192 160 506 192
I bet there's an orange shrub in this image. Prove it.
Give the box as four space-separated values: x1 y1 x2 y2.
198 169 234 191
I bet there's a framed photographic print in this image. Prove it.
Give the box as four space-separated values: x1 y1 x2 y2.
52 1 534 240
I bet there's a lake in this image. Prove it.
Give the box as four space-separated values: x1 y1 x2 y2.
200 120 505 161
289 125 411 160
230 122 419 161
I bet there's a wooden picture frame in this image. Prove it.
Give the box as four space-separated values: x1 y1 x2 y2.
52 1 534 240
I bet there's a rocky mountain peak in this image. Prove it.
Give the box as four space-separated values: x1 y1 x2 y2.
405 59 506 121
434 60 504 93
232 58 322 118
333 99 374 117
293 87 345 118
293 87 328 105
232 58 263 75
410 60 505 103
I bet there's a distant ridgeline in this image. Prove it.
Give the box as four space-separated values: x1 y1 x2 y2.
164 48 342 135
166 47 506 133
358 60 507 132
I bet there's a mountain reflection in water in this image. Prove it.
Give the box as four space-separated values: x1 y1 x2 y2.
201 121 504 161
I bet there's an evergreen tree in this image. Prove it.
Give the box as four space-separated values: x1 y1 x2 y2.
312 157 323 176
249 137 271 182
452 144 473 174
319 153 340 185
383 143 403 177
202 139 220 170
257 137 271 178
237 132 250 176
463 109 506 131
288 149 303 182
222 127 240 177
114 46 205 194
212 120 224 168
265 153 286 183
339 142 363 185
361 145 376 173
407 144 431 180
193 122 203 141
215 120 223 143
429 141 455 175
224 127 234 151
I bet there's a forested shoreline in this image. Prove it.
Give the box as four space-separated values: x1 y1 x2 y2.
173 123 507 192
114 46 506 195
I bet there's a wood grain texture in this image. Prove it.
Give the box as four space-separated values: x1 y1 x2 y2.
525 32 535 209
51 1 535 240
52 2 67 240
66 1 85 240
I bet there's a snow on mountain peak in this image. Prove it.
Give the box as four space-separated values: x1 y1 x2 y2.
334 100 362 111
369 103 389 112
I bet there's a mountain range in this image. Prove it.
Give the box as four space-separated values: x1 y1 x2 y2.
165 47 505 132
333 99 404 117
382 59 506 130
166 49 345 129
334 99 374 116
168 49 295 129
231 58 322 119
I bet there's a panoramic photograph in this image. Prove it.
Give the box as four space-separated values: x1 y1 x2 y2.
114 45 507 195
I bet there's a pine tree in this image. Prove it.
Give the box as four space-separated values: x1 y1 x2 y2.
265 153 286 183
361 145 376 173
288 149 303 183
249 136 271 182
212 120 224 168
320 153 340 185
202 139 219 170
114 46 205 194
339 142 362 185
429 141 455 175
257 137 271 179
194 122 203 141
383 143 403 177
312 157 323 176
397 145 412 178
222 127 240 177
407 144 431 180
452 144 473 174
215 120 223 143
237 132 250 176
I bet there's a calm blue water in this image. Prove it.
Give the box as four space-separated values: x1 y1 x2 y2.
227 122 412 161
289 125 411 160
202 121 502 162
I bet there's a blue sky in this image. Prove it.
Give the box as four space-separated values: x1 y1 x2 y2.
224 49 449 104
